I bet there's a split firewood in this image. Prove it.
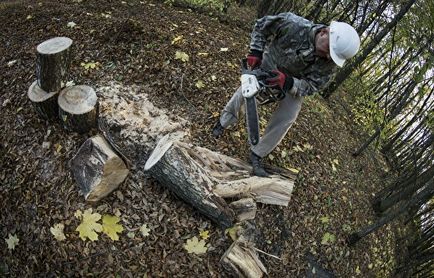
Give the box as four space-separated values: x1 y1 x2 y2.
27 80 59 120
221 239 268 278
229 198 256 222
36 37 73 92
69 135 129 202
58 85 98 133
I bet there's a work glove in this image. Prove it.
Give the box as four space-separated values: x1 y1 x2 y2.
247 49 263 69
265 70 294 95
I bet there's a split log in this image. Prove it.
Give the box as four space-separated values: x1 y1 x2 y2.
58 85 98 133
229 198 256 222
144 135 235 228
69 135 129 202
27 80 59 120
36 37 73 92
221 240 267 278
144 135 295 228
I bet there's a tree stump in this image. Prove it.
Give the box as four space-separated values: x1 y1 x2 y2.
58 85 98 133
36 37 73 92
69 135 129 202
27 80 59 120
144 135 295 228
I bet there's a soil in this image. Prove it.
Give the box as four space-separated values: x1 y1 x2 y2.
1 0 396 277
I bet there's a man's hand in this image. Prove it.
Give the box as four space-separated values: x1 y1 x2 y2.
247 50 262 69
265 70 294 94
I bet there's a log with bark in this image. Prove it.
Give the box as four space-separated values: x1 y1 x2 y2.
36 37 73 92
144 134 295 228
69 135 129 202
27 80 59 120
58 85 98 133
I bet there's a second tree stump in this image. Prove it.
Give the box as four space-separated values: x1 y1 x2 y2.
58 85 98 133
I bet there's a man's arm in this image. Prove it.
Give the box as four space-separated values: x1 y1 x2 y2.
250 12 299 53
290 64 336 97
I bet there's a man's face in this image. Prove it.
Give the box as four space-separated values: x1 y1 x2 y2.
315 28 330 59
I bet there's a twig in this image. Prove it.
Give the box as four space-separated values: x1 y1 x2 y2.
240 245 282 261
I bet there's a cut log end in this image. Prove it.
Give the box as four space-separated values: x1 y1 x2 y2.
27 80 59 120
36 37 73 55
70 135 129 202
58 85 98 133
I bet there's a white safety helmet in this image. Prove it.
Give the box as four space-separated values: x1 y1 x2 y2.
329 21 360 67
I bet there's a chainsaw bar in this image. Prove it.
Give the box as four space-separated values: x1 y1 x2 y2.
245 97 259 145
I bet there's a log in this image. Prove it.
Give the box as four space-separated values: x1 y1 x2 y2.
144 135 295 228
144 135 235 228
221 240 267 278
58 85 98 133
27 80 59 120
69 135 129 202
36 37 73 92
229 198 256 222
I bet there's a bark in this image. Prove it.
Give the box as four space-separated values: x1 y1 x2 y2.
144 135 295 228
36 37 73 92
27 80 59 120
58 85 99 133
322 0 417 98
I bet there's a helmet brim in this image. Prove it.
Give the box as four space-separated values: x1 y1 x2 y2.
329 21 345 67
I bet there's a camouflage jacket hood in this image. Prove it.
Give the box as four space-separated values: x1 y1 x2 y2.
250 12 336 96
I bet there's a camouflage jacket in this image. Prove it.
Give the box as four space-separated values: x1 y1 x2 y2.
250 12 336 97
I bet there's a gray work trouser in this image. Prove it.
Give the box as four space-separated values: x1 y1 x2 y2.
219 86 303 158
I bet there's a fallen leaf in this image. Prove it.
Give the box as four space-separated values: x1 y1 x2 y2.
26 15 33 20
220 47 229 52
320 216 330 224
195 80 205 89
102 215 124 241
171 35 183 45
321 232 336 245
184 236 207 254
199 230 210 240
5 234 19 250
50 223 66 241
197 52 209 57
76 209 103 241
140 224 150 237
225 225 241 241
67 21 77 28
175 51 189 62
288 168 300 174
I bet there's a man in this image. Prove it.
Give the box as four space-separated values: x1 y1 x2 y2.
212 12 360 177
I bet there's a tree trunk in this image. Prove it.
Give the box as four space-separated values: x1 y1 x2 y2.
348 180 434 245
58 85 99 133
322 0 416 98
36 37 73 92
27 80 59 120
144 135 295 228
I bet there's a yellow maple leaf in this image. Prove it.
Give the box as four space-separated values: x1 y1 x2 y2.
50 223 66 241
75 209 103 241
171 35 183 45
184 236 207 254
175 51 189 62
195 80 205 89
102 215 124 241
199 230 210 240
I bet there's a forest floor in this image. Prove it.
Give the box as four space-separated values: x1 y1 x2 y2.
0 0 398 277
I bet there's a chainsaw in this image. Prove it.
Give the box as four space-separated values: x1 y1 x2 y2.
240 59 285 145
